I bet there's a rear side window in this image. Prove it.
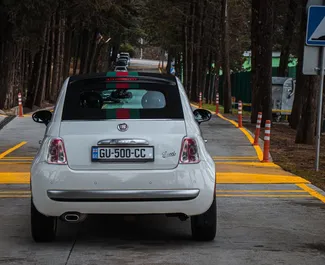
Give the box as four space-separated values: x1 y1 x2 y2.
62 78 184 120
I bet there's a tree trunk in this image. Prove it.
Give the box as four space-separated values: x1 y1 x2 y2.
290 0 308 129
183 7 189 91
46 14 55 101
25 24 47 109
251 0 273 126
250 0 260 123
36 23 51 107
63 20 73 79
51 10 61 102
278 0 298 77
189 0 196 100
295 76 320 144
59 15 65 87
0 42 14 109
79 29 89 75
73 33 82 75
214 54 221 104
23 50 31 96
25 51 42 109
221 0 232 113
206 52 213 104
88 31 99 73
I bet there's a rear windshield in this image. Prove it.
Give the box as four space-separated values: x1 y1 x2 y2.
62 77 184 120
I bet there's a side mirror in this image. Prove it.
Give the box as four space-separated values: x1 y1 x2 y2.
193 109 212 124
32 110 52 126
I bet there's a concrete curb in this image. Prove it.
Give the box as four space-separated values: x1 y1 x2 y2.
0 116 16 131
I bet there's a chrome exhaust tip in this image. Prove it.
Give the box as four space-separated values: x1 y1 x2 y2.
61 212 87 223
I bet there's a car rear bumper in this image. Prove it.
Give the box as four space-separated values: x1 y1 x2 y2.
31 162 215 216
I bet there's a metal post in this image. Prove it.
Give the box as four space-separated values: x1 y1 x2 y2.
316 46 325 171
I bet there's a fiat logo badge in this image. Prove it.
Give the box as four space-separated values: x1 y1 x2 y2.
117 123 128 132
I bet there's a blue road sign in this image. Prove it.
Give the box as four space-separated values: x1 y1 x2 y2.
306 5 325 46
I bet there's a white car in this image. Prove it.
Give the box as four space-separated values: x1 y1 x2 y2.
114 66 128 72
30 72 216 242
120 52 130 62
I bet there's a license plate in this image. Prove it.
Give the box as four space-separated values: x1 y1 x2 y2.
91 146 154 162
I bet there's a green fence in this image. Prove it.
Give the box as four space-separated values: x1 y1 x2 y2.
215 66 297 105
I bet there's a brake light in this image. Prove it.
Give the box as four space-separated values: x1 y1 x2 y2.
179 138 200 164
47 138 67 164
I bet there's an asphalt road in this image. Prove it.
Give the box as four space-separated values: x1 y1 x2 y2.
0 65 325 264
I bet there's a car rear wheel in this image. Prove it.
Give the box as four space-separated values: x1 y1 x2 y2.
191 197 217 241
31 199 57 242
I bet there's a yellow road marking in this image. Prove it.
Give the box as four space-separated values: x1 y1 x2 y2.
0 195 30 198
190 103 264 161
296 184 325 204
213 156 257 159
216 194 312 198
2 157 34 159
0 172 30 184
216 113 264 161
0 191 30 194
0 142 27 159
216 190 306 193
217 172 309 184
1 157 33 160
215 162 280 168
0 162 31 164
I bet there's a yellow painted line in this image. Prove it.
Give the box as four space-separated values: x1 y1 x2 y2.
213 156 257 159
215 162 280 168
216 190 306 193
1 158 33 160
0 158 33 161
296 184 325 204
0 191 30 194
217 172 310 184
0 160 32 165
216 113 264 161
0 172 30 184
4 157 34 159
0 142 27 159
213 158 259 161
190 103 264 161
0 195 30 198
216 194 312 198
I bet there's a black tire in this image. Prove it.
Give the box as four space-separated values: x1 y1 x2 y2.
191 197 217 241
31 199 57 242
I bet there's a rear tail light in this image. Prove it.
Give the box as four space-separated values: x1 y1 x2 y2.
47 138 67 164
179 138 200 164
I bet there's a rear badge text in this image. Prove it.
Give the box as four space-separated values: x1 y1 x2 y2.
162 151 176 158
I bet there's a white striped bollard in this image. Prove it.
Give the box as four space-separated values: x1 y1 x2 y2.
18 92 23 117
238 100 243 128
215 93 219 114
253 112 262 146
263 120 271 162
